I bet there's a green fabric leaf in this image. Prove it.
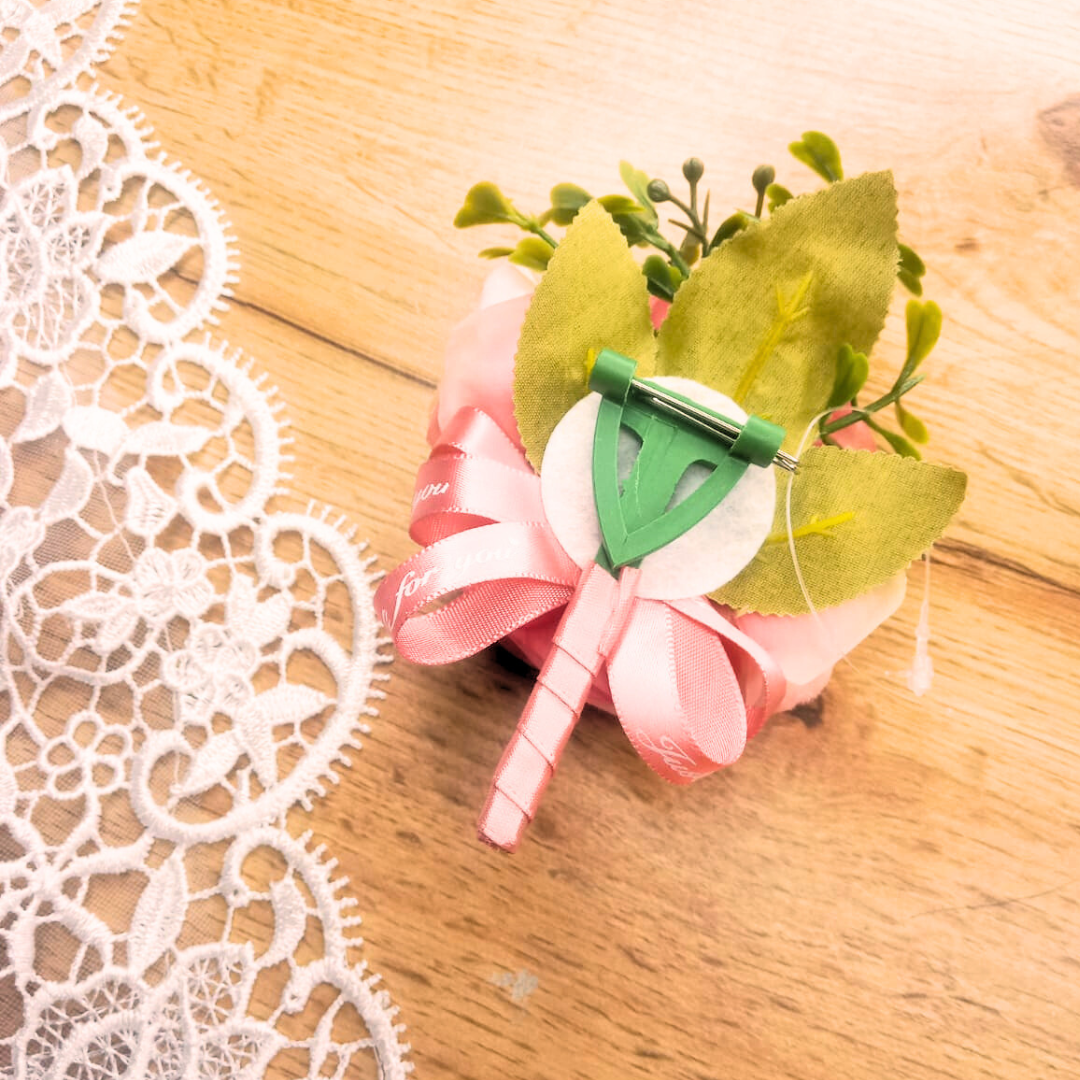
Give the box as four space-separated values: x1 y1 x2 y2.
478 246 514 259
710 447 967 614
789 131 844 183
655 172 900 451
513 200 656 469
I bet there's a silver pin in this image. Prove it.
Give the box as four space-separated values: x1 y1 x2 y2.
631 380 799 473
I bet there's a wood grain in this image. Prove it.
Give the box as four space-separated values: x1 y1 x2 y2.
82 0 1080 1076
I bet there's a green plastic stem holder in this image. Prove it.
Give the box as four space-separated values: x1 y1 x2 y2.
587 348 793 574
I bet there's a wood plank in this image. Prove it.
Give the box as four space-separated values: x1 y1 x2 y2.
78 1 1080 1076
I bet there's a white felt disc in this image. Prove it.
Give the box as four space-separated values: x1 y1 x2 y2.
540 377 776 600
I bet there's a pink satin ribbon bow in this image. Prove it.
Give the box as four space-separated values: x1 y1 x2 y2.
375 407 787 851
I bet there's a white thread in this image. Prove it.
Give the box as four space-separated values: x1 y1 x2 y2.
783 414 935 697
784 410 834 637
906 549 935 696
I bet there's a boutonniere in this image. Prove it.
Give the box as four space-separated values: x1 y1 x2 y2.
376 133 967 851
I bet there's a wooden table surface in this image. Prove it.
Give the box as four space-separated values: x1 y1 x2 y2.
95 1 1080 1076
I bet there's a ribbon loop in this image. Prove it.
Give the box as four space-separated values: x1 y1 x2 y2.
377 521 577 664
609 600 746 784
410 456 545 545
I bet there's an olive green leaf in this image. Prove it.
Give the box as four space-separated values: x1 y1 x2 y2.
788 131 844 183
618 161 659 228
642 254 679 301
602 193 653 247
827 343 870 408
598 194 646 216
898 242 926 296
904 299 942 372
513 200 656 469
679 232 701 266
711 446 967 614
895 401 929 443
549 183 592 226
765 183 794 212
708 211 751 251
478 246 515 259
612 211 652 247
869 417 921 458
508 236 554 272
454 182 520 228
656 172 900 451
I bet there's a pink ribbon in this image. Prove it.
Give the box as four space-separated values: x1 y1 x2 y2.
376 408 787 851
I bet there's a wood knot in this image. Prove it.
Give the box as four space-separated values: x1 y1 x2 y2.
1038 96 1080 184
790 697 825 728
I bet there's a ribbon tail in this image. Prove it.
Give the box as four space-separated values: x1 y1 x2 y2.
478 564 621 851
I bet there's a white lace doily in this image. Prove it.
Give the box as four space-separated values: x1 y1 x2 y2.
0 3 411 1077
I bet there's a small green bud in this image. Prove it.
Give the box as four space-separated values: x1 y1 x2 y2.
646 179 670 202
752 165 776 195
681 157 705 184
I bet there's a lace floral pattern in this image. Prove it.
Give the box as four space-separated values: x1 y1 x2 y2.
0 3 411 1077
